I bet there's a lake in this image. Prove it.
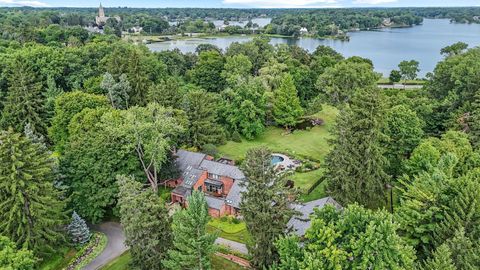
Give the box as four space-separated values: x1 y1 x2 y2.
148 19 480 77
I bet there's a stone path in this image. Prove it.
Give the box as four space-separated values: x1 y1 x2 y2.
83 222 128 270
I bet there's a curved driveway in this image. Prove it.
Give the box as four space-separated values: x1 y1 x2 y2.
84 222 128 270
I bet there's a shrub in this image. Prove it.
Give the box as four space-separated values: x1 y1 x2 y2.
231 131 242 143
202 144 218 157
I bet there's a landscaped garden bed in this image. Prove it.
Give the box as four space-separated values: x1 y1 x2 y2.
65 232 108 270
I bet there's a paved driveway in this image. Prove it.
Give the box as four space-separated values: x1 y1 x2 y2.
84 222 128 270
215 237 248 255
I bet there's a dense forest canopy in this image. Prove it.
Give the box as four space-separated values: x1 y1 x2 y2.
1 5 480 270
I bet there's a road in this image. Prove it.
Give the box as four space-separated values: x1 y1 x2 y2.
83 222 128 270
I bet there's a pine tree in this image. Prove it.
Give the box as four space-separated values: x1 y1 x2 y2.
468 91 480 149
67 211 91 246
445 227 480 269
325 87 389 209
422 244 456 270
0 128 66 257
44 75 63 122
272 74 304 128
240 147 296 269
117 175 172 270
182 89 225 148
0 58 46 136
147 77 184 109
163 191 216 270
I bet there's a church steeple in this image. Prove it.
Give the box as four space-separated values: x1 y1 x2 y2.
98 3 105 18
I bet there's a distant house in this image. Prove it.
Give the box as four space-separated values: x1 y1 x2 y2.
170 150 246 217
130 26 143 34
287 196 342 237
299 27 309 35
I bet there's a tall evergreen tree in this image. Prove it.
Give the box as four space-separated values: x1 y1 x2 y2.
444 227 480 269
272 74 303 129
325 87 389 208
182 89 225 148
467 91 480 149
163 191 216 270
422 244 456 270
147 77 184 109
117 175 172 270
0 128 66 257
0 58 46 136
240 147 296 269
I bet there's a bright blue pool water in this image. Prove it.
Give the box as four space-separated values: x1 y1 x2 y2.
271 155 284 165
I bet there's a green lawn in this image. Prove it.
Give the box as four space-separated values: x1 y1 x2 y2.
207 217 251 244
300 180 328 202
218 105 337 162
39 247 77 270
218 105 337 200
100 251 244 270
100 251 131 270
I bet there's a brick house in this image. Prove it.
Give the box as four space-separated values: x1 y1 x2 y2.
170 150 246 217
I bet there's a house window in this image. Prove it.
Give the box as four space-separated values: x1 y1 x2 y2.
208 173 220 180
206 184 221 193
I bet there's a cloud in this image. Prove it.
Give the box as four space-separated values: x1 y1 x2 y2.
352 0 397 4
0 0 49 7
222 0 339 8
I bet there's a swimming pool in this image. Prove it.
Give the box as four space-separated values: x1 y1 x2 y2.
271 155 285 165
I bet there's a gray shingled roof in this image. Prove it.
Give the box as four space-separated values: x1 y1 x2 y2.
176 149 206 171
225 180 246 209
287 197 342 237
172 185 191 197
199 159 245 180
205 196 224 210
181 167 204 188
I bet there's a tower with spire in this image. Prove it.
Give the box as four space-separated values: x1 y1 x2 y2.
98 3 105 18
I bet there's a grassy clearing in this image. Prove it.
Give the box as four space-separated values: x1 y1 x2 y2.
100 251 131 270
100 251 245 270
299 180 328 202
218 105 337 199
207 217 251 244
39 247 77 270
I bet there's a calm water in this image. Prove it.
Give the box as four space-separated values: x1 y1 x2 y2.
149 19 480 76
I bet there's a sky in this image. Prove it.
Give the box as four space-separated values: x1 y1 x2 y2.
0 0 480 8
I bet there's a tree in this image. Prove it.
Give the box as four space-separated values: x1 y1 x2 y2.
274 204 416 270
389 69 401 84
221 54 252 86
163 191 216 270
0 58 46 137
147 77 185 109
241 147 296 269
67 211 91 246
272 74 303 129
49 91 109 152
221 77 266 139
444 227 480 269
383 105 424 178
182 89 225 148
325 87 388 208
422 244 456 270
316 60 379 105
101 72 130 109
62 107 141 222
468 91 480 149
0 236 35 270
118 175 172 270
441 42 468 57
189 50 225 92
0 129 66 257
398 60 420 84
